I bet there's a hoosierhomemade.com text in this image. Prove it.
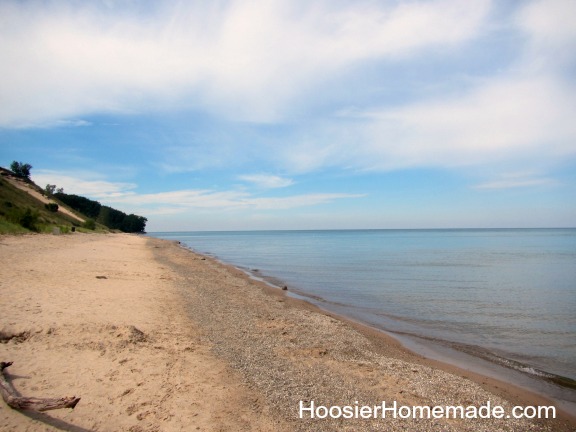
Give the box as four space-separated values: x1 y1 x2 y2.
299 400 556 420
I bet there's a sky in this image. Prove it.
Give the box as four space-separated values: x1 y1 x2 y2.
1 0 575 231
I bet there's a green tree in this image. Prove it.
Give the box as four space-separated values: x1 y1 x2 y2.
54 192 101 218
10 161 33 180
97 206 147 233
45 184 57 196
121 214 148 233
97 206 125 230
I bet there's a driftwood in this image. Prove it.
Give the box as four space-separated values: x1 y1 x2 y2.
0 361 80 412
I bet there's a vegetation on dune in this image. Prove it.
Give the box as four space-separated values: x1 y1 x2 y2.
0 175 83 234
1 161 147 235
83 219 97 230
45 203 59 212
55 193 147 233
9 161 33 181
53 193 102 219
0 217 29 234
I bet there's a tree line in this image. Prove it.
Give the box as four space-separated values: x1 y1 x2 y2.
54 192 147 233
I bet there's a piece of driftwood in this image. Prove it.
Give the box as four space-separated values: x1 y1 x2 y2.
0 362 80 411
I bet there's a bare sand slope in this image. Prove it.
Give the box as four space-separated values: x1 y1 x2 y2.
0 234 280 431
3 176 85 223
0 234 573 431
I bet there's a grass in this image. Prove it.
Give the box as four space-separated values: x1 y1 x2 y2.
0 218 29 234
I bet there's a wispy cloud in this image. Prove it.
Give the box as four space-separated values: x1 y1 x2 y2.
4 118 93 130
33 171 363 214
247 193 365 210
32 171 137 198
0 0 490 127
355 76 576 169
515 0 576 71
238 174 294 189
474 173 558 190
105 189 364 212
53 119 92 128
271 0 576 174
129 0 576 178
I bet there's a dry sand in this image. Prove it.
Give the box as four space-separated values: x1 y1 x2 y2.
0 233 574 431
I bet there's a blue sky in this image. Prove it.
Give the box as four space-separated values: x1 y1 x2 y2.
1 0 575 231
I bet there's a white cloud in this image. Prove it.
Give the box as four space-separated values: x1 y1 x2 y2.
474 173 558 190
31 171 137 199
238 174 294 189
272 0 576 174
247 193 365 210
3 0 575 185
33 171 362 213
6 119 93 130
516 0 576 49
358 75 576 169
104 188 363 212
54 119 92 128
268 76 576 174
0 0 490 127
109 189 249 209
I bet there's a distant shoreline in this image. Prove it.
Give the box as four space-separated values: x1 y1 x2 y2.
149 227 576 234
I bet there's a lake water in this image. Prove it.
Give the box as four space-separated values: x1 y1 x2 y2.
151 229 576 407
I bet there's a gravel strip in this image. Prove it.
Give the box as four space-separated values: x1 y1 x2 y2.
151 238 565 432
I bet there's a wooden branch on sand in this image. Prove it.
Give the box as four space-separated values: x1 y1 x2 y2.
0 362 80 412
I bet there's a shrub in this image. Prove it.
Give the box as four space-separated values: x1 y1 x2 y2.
5 207 39 231
45 203 59 212
83 218 96 230
10 161 33 181
22 209 38 231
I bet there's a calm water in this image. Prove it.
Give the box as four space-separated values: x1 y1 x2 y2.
152 229 576 389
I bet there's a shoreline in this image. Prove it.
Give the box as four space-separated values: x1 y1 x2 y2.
1 233 574 431
286 283 576 415
180 241 576 419
166 238 576 428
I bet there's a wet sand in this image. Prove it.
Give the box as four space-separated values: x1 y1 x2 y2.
1 233 574 431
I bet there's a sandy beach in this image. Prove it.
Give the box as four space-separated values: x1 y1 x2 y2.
1 233 574 431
